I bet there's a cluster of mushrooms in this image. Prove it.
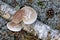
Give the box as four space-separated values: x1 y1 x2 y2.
6 6 37 31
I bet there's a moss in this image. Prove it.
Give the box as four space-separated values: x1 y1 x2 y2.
37 1 44 7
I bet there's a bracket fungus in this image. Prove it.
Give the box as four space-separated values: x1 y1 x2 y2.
22 6 37 24
7 6 37 31
7 22 22 31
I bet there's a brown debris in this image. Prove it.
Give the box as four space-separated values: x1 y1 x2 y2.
46 8 54 18
47 31 51 40
9 30 39 40
56 23 60 30
28 0 33 3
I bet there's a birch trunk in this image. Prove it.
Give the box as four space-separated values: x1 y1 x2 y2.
22 20 60 40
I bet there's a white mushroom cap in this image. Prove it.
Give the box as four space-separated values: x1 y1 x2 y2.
7 22 22 31
22 6 37 24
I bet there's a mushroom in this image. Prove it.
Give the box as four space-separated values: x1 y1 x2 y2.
7 6 37 31
22 6 37 24
7 22 22 31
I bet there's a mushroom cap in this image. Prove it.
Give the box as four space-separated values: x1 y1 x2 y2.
22 6 37 24
12 9 25 24
7 22 22 31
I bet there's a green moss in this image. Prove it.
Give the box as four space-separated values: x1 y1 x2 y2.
37 1 44 7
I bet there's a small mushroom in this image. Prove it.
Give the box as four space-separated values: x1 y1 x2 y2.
7 22 22 31
22 6 37 24
2 13 11 19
